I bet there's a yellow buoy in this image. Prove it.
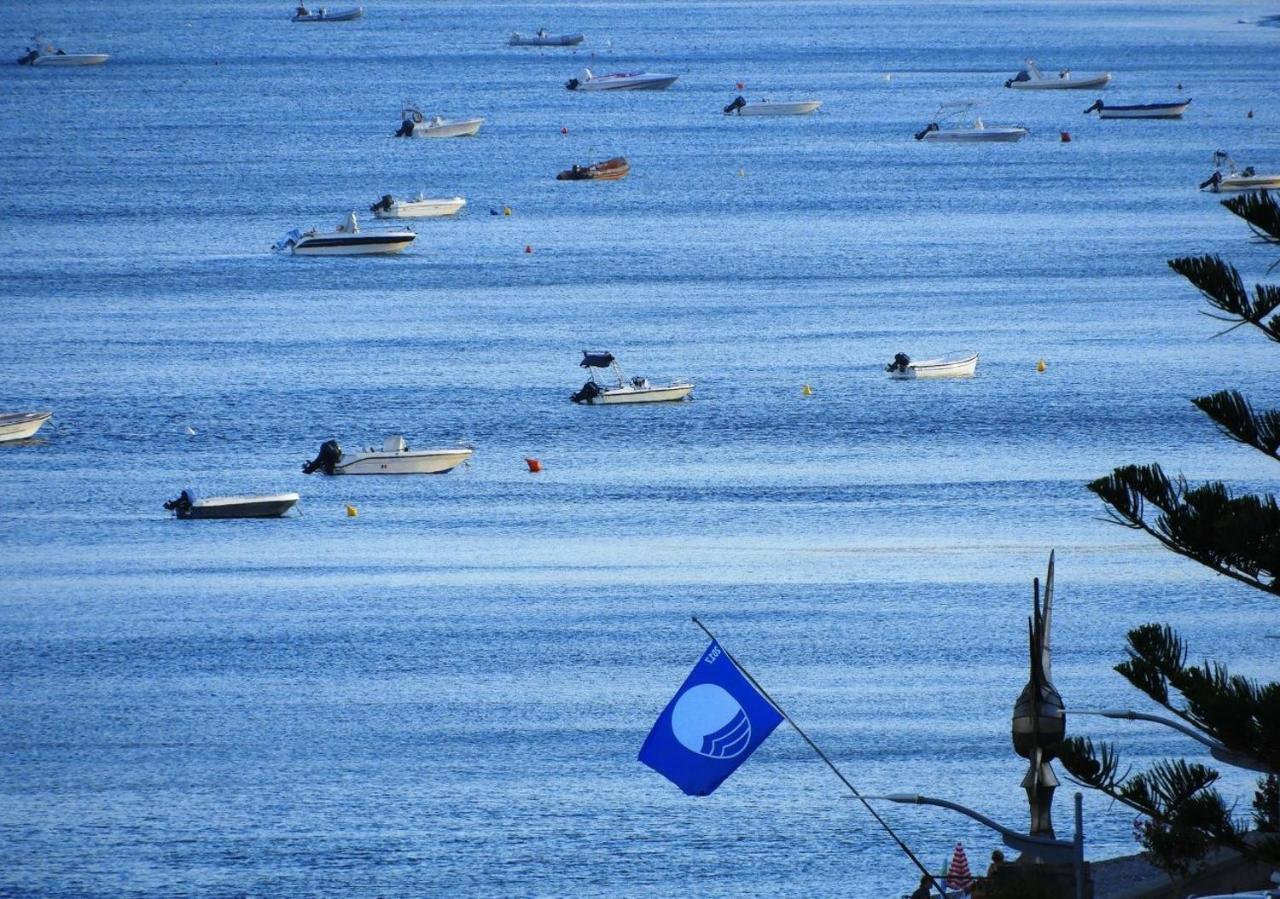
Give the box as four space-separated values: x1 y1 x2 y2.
1036 359 1047 373
503 205 512 216
346 504 358 517
802 383 813 396
737 167 745 177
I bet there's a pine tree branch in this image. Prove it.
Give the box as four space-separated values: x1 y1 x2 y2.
1221 189 1280 244
1168 255 1280 343
1192 391 1280 461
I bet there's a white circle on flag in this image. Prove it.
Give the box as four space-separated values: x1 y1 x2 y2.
671 683 752 759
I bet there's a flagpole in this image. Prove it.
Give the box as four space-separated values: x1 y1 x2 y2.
692 616 946 897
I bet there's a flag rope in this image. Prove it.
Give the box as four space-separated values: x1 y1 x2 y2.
693 616 946 896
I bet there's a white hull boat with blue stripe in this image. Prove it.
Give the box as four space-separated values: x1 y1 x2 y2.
565 68 678 91
509 30 584 47
886 351 979 380
0 411 52 442
916 103 1027 142
1006 58 1110 90
275 213 415 256
304 436 472 475
17 40 108 66
571 352 693 404
291 6 363 21
1084 99 1189 119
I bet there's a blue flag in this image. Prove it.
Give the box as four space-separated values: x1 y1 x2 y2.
638 640 784 796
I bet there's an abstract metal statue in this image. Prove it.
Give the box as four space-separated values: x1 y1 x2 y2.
1012 551 1066 842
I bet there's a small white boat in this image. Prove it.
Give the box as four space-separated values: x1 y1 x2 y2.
723 96 822 116
17 40 108 66
291 5 363 21
885 351 978 380
1083 99 1189 119
565 68 678 91
571 351 693 404
370 193 466 218
915 103 1028 142
1199 151 1280 192
509 29 584 47
1005 58 1111 90
395 106 484 138
303 436 472 475
274 212 415 256
164 490 299 520
0 411 52 442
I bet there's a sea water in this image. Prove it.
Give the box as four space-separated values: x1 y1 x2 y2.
1 1 1278 895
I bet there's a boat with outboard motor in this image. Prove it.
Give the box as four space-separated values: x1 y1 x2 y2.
0 411 52 442
1083 99 1189 119
303 436 473 475
570 352 693 404
885 351 979 380
915 103 1027 142
1005 58 1110 90
394 106 484 138
273 212 415 256
509 29 583 46
565 68 678 91
1199 151 1280 192
291 5 363 21
370 194 467 218
556 157 630 181
164 490 299 520
17 39 108 66
723 96 821 116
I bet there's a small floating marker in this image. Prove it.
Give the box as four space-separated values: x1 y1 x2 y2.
735 81 744 90
525 458 542 473
503 205 512 216
1060 131 1071 142
524 244 533 253
737 167 746 177
802 383 813 396
884 73 893 82
489 207 500 216
184 425 197 435
561 126 568 135
1248 109 1254 119
346 504 358 517
1036 359 1047 373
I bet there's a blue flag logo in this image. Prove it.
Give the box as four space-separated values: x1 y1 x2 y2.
638 640 784 796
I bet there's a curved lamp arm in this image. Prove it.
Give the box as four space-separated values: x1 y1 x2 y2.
862 794 1076 863
1072 708 1275 774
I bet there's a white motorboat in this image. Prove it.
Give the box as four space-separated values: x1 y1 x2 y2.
723 96 822 116
570 351 693 404
370 193 467 218
885 351 979 380
915 103 1028 142
1083 99 1189 119
17 40 108 66
565 68 678 91
164 490 299 519
291 5 363 21
1199 151 1280 192
274 212 415 256
303 436 472 475
0 411 52 442
509 29 584 47
1005 58 1111 90
395 107 483 138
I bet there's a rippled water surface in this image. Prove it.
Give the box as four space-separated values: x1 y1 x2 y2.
2 1 1278 896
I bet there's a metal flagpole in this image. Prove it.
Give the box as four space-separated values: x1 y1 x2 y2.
692 617 946 897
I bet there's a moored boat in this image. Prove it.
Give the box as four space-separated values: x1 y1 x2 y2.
885 351 979 380
164 490 300 519
303 436 473 475
17 40 108 66
570 352 693 404
565 68 678 91
395 106 484 138
370 194 467 218
1199 151 1280 193
556 157 630 181
0 411 52 442
291 5 363 21
274 212 415 256
915 103 1028 142
723 96 822 116
1083 99 1189 119
509 29 583 47
1005 58 1111 90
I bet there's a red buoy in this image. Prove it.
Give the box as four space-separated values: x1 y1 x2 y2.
561 126 568 134
525 245 533 254
1060 131 1071 142
525 458 542 473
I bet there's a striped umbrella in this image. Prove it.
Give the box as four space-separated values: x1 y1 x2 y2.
946 842 974 894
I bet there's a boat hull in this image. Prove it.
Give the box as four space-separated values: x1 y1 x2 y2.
509 33 584 46
1094 102 1189 119
730 100 822 116
922 128 1027 142
411 119 483 137
1210 174 1280 192
292 7 362 21
585 384 694 404
373 198 466 218
0 411 52 442
557 158 630 181
578 76 677 91
178 493 300 520
889 354 979 380
333 448 473 474
293 234 415 255
29 53 109 66
1008 73 1110 90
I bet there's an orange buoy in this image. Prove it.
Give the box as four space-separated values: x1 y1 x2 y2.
524 245 532 254
1036 359 1047 373
735 81 744 90
1060 131 1071 142
525 458 542 473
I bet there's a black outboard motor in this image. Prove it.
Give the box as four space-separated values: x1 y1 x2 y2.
370 194 394 213
1082 100 1103 115
724 95 747 115
886 353 911 373
303 440 343 475
394 119 415 138
913 123 939 141
1199 170 1223 191
163 490 195 516
1004 70 1031 88
17 49 38 65
570 381 602 404
565 77 580 91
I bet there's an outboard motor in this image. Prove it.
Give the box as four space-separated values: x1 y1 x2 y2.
1082 100 1103 115
565 77 580 91
303 440 343 475
370 194 394 213
724 96 747 115
886 353 911 373
395 118 415 137
913 123 939 141
163 490 195 516
1004 70 1030 88
570 381 602 404
17 49 38 65
1199 170 1223 191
